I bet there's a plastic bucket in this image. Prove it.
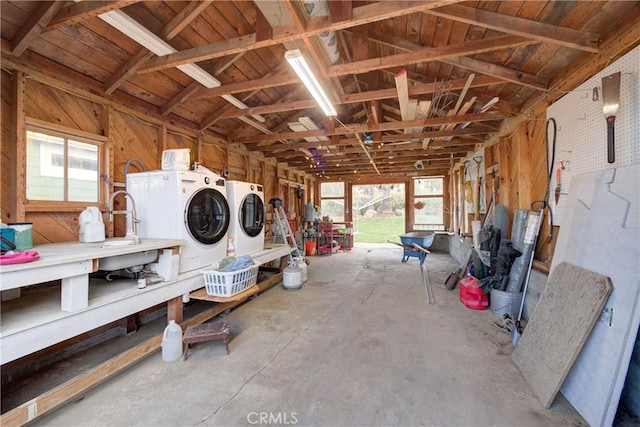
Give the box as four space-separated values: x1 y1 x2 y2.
305 241 316 256
1 228 15 251
8 222 33 250
490 289 523 319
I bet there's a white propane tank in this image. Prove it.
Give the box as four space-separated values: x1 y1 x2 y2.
282 263 303 290
294 257 308 282
161 320 183 361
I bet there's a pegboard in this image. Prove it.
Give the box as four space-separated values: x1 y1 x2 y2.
547 45 639 225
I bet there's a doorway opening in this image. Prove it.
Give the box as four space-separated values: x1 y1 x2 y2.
352 184 405 243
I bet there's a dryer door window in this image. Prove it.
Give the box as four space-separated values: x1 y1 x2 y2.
240 194 265 237
185 188 230 244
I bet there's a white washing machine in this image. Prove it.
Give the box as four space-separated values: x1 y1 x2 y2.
126 168 230 273
226 181 266 256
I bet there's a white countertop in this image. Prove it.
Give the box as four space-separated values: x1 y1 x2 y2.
0 238 185 274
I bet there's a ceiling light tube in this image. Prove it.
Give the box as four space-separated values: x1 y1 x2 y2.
99 10 265 122
285 50 336 117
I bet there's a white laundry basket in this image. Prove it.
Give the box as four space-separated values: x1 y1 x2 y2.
202 264 259 297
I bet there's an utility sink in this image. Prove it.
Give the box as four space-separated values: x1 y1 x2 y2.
98 239 158 271
102 238 137 248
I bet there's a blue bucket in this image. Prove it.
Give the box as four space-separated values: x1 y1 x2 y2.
1 227 16 251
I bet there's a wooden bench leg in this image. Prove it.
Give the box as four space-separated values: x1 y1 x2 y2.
183 343 190 361
224 335 229 354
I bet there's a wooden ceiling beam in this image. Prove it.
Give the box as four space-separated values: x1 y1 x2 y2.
190 72 298 99
11 1 67 56
236 111 507 143
442 56 547 91
46 1 140 31
489 3 640 147
366 29 548 91
104 1 212 95
426 4 600 53
330 0 352 23
162 52 244 117
218 75 503 119
198 62 290 130
328 35 538 77
137 1 461 73
250 125 485 152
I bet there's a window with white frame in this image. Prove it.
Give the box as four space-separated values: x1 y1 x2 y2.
26 126 102 204
413 177 444 231
319 181 345 222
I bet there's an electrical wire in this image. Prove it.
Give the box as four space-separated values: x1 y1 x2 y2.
530 118 556 243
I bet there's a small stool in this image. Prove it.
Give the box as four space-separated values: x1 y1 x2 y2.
182 322 230 361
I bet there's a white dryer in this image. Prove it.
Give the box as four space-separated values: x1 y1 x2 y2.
126 168 230 274
226 181 266 256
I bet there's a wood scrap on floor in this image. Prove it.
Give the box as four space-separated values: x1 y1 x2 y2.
512 262 612 408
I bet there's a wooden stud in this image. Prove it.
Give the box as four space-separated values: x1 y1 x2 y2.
157 125 167 169
10 71 26 223
515 122 533 210
166 296 183 323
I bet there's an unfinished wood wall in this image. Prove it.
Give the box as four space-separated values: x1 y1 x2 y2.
481 109 557 268
1 70 13 224
1 69 314 244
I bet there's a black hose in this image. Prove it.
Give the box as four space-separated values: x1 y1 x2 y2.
530 118 556 243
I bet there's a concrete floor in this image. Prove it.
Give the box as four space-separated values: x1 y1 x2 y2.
33 245 585 426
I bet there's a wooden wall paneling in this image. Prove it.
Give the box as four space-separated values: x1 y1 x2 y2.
226 149 245 181
458 166 465 233
194 132 202 164
516 122 533 210
27 211 77 244
199 139 226 176
244 154 250 181
25 80 102 134
104 105 114 236
506 134 521 234
498 137 511 231
111 112 158 179
166 130 194 152
264 161 277 205
110 112 158 236
443 174 451 231
156 124 166 167
1 69 13 223
406 177 414 232
10 71 26 223
526 113 555 265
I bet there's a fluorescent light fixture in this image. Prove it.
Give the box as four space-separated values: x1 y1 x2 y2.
98 10 265 122
285 50 336 117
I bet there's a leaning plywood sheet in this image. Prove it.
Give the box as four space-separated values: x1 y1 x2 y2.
551 165 640 426
512 262 612 408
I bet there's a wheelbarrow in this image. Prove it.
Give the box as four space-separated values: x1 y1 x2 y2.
388 231 436 304
391 231 435 265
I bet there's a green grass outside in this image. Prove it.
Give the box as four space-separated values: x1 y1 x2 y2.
352 215 405 243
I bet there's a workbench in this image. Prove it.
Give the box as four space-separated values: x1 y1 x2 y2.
0 238 184 311
1 242 294 425
0 241 292 365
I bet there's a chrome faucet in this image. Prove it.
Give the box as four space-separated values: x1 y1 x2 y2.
108 190 139 242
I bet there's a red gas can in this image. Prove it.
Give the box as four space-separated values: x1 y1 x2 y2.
459 276 489 310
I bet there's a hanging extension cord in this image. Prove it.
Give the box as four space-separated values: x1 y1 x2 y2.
530 117 557 243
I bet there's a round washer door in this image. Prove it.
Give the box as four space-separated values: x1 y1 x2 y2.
240 193 265 237
185 188 230 244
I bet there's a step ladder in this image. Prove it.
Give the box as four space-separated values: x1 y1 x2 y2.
269 198 301 263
